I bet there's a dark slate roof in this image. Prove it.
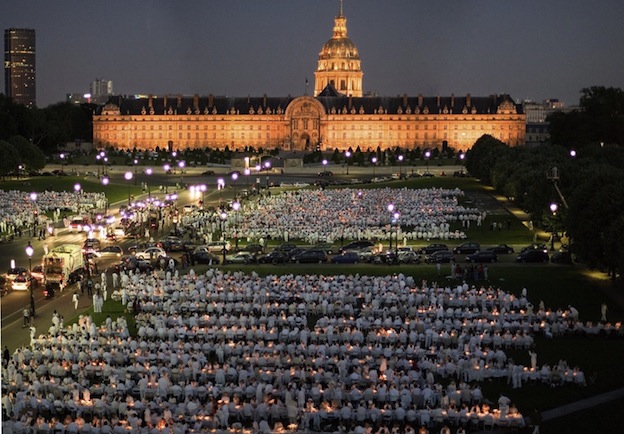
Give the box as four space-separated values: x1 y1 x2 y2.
97 93 523 116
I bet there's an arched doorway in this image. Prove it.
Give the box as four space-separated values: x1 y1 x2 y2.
300 133 311 151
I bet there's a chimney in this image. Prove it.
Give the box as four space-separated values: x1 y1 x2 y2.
163 95 167 108
263 93 267 107
403 94 408 107
466 93 471 107
209 94 214 107
451 93 455 108
418 94 423 107
148 94 153 108
436 96 440 107
193 94 199 109
348 94 353 109
177 94 182 108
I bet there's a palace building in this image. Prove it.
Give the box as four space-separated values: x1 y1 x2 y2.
93 3 525 153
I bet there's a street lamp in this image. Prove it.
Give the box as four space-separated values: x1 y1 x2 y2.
25 241 35 314
424 150 431 174
133 159 138 184
145 168 153 198
244 167 251 190
178 160 185 186
393 211 400 256
371 156 378 178
163 164 171 193
220 210 228 264
199 184 207 209
397 155 404 178
344 151 351 175
124 171 133 205
549 203 558 251
217 178 225 204
232 200 241 251
387 203 395 251
74 183 81 215
231 172 239 198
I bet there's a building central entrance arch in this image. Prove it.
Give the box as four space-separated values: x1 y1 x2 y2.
285 96 327 152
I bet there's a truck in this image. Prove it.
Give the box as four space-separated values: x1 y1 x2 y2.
42 244 84 297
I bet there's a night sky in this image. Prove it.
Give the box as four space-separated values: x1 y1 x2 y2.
2 0 623 108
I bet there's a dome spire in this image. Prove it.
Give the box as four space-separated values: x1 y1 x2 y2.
339 0 343 17
333 0 347 38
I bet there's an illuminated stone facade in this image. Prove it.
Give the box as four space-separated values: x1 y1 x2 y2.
93 5 525 152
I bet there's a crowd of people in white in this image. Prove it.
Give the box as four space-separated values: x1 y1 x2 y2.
3 268 617 434
227 189 483 244
0 191 107 236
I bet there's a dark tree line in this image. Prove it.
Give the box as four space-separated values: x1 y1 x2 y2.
0 94 94 155
466 87 624 279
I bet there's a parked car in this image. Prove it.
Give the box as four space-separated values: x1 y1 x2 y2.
240 243 264 254
276 243 298 252
96 245 124 258
465 251 498 263
115 256 155 273
201 170 215 176
134 246 167 260
520 243 548 253
318 170 334 176
31 265 44 282
453 242 481 254
486 244 515 254
292 249 327 263
425 250 455 263
313 242 335 254
419 243 449 255
224 253 254 265
551 251 572 264
516 249 549 263
339 240 375 254
159 236 185 252
191 251 221 265
397 250 421 264
257 250 291 264
205 241 231 254
331 251 360 264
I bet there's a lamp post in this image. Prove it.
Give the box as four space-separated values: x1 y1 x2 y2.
397 155 404 178
145 168 153 199
371 156 378 178
424 150 431 174
199 184 207 209
322 159 328 173
232 201 240 251
387 203 395 251
25 241 35 315
74 183 81 215
178 161 185 186
217 178 225 205
549 203 558 251
163 164 171 193
344 151 351 175
133 159 138 184
244 168 251 191
231 172 239 199
220 210 228 264
124 171 133 206
393 211 400 256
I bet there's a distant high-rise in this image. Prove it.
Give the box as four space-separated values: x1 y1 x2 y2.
4 28 36 108
90 78 113 100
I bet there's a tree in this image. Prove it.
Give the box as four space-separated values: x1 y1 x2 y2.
0 140 20 177
8 135 46 170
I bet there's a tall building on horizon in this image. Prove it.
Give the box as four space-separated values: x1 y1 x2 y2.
4 28 36 108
